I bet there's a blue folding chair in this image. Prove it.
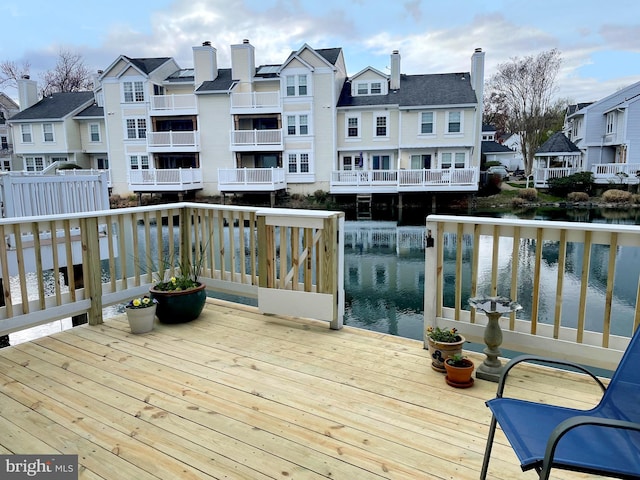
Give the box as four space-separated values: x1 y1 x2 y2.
481 327 640 480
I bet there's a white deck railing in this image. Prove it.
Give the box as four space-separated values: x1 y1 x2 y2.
149 94 197 113
592 163 640 183
230 91 280 109
0 204 345 338
425 215 640 371
331 168 478 193
147 131 199 150
533 167 578 187
218 168 286 192
230 129 283 147
128 168 203 191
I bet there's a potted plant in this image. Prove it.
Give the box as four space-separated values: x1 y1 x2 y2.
444 353 474 388
148 250 207 324
426 326 466 372
125 296 157 334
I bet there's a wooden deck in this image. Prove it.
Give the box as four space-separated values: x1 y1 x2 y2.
0 299 606 479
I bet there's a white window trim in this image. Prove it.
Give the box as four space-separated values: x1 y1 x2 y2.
445 110 464 135
439 150 468 168
122 80 145 103
124 117 147 140
129 154 150 170
25 156 46 172
606 112 616 135
42 123 55 143
21 124 33 143
418 111 436 136
89 123 101 142
373 112 390 139
285 150 314 182
345 113 361 140
286 113 311 136
283 72 311 97
352 79 388 96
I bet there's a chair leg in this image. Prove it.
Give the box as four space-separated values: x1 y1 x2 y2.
480 415 498 480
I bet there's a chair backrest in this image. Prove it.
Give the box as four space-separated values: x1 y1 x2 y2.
600 326 640 422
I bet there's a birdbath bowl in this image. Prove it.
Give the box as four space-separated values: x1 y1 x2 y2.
469 296 522 382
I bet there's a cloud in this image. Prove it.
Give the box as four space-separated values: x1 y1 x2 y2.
599 24 640 51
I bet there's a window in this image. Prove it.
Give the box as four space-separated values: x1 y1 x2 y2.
1 136 7 150
287 152 311 173
286 115 310 136
447 111 461 133
420 112 434 134
123 81 144 102
129 155 149 170
353 80 385 96
347 116 359 138
375 114 388 137
455 153 466 168
411 154 431 169
606 112 615 135
97 158 109 170
21 125 32 143
441 152 466 168
42 124 54 142
343 156 353 171
89 123 101 142
441 153 452 169
357 83 368 95
126 118 147 139
372 154 390 170
371 82 382 94
25 156 44 171
285 74 308 96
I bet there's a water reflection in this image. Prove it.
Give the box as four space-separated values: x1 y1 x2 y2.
343 208 640 341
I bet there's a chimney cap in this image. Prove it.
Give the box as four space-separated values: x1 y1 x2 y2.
243 39 250 44
392 50 399 55
21 74 30 80
474 48 483 53
203 41 212 46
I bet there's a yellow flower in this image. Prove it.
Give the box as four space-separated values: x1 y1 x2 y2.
170 277 177 284
133 298 141 307
142 297 150 306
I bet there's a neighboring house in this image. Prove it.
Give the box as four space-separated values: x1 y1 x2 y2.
533 132 582 187
8 41 486 200
0 93 19 171
500 133 525 171
550 81 640 187
8 78 107 176
482 124 497 142
481 140 518 171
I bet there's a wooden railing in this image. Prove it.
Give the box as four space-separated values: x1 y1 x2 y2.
425 215 640 371
0 204 344 338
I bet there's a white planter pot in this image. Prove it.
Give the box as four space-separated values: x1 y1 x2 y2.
126 305 156 334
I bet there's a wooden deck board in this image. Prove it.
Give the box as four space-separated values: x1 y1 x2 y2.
0 299 605 479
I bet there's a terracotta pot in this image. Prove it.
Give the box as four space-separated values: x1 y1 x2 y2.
426 335 465 372
444 358 475 388
149 283 206 323
126 304 156 334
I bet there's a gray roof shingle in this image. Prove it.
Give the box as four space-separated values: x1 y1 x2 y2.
9 91 95 121
126 57 172 74
536 132 581 154
196 69 236 93
337 73 478 108
481 141 513 154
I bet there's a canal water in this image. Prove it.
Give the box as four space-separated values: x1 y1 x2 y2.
8 206 640 346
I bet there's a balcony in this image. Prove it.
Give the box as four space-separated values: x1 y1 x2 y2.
230 91 280 113
218 167 286 192
330 168 479 194
230 129 283 151
149 94 197 115
128 168 203 192
147 131 199 152
592 163 640 184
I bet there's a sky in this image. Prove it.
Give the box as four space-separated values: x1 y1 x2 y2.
2 0 640 104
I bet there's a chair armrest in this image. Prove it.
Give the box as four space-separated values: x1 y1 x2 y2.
540 416 640 480
495 355 607 398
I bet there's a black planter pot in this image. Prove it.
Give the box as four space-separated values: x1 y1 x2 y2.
149 283 207 323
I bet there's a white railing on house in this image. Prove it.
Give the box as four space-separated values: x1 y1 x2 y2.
218 168 286 192
533 167 577 187
230 91 280 110
0 172 110 217
592 163 640 184
230 129 283 148
59 168 112 187
424 215 640 371
0 203 345 337
149 94 197 113
330 168 478 193
147 131 199 151
128 168 203 192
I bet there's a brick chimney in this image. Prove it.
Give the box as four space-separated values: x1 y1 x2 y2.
390 50 401 91
17 75 38 111
193 41 218 88
231 39 256 84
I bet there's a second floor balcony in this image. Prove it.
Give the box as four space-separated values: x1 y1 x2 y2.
230 91 281 113
330 168 478 194
128 167 203 192
147 131 200 153
218 167 286 192
230 129 283 151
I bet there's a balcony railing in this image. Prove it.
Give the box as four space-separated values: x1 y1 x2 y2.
533 167 577 187
230 91 280 111
218 167 286 192
592 163 640 184
330 168 478 193
230 129 283 150
147 131 199 152
425 214 640 371
149 94 197 114
128 168 203 192
58 168 112 187
0 204 345 338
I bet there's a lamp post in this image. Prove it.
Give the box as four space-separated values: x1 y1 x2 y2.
468 296 522 382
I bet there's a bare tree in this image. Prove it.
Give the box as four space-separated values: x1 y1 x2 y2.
40 49 92 96
487 49 562 175
0 60 31 90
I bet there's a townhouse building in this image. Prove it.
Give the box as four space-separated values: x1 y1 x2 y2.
9 41 485 202
0 93 19 171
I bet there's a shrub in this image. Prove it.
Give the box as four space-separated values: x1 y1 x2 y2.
518 188 538 201
313 189 329 203
567 191 589 202
547 171 593 196
632 194 640 205
511 197 528 208
602 189 632 203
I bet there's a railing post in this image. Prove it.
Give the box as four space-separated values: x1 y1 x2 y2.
424 217 439 348
82 216 104 325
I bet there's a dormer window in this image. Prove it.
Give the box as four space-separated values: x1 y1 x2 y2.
371 82 382 94
606 112 616 135
353 80 387 96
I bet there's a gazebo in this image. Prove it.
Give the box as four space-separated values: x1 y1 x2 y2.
533 132 582 187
